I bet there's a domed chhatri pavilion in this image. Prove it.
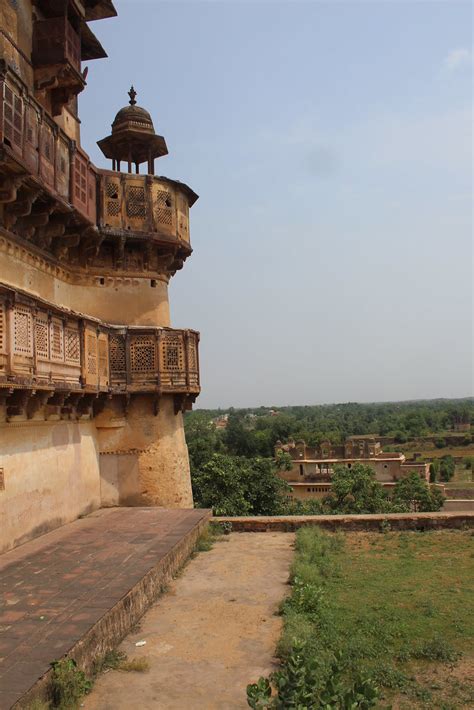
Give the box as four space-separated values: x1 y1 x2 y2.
98 86 168 174
0 0 200 553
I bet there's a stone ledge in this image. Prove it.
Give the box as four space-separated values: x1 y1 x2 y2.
214 511 474 533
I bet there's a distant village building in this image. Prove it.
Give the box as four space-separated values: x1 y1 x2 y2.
275 436 430 501
213 414 229 429
453 421 471 432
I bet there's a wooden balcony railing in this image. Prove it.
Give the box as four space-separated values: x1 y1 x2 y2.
0 64 96 222
0 288 200 403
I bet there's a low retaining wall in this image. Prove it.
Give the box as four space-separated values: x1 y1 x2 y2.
445 488 474 500
214 511 474 533
443 500 474 512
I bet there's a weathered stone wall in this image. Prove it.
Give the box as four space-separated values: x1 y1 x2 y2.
0 243 171 327
443 500 474 512
445 488 474 500
0 421 101 553
97 395 193 508
215 512 474 533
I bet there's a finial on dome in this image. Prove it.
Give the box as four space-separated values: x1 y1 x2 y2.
128 85 137 106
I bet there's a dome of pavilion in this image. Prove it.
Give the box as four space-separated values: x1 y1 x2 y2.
97 86 168 173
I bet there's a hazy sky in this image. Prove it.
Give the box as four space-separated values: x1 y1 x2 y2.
80 0 473 408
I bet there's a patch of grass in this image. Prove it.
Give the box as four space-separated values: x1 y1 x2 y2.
249 528 474 709
117 656 150 672
412 636 461 664
194 523 222 553
93 649 127 674
93 649 150 676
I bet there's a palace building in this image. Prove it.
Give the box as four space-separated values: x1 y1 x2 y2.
275 436 430 501
0 0 200 553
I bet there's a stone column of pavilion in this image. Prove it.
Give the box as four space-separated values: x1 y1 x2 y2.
91 87 199 508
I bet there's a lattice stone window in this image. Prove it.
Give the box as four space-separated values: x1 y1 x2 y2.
154 189 172 226
0 301 5 354
127 186 146 218
49 320 64 361
13 306 33 356
161 333 184 372
35 314 49 360
87 333 97 375
65 328 80 364
109 334 126 373
130 336 156 372
106 180 121 217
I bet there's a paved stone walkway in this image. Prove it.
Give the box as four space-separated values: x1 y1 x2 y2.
0 508 209 709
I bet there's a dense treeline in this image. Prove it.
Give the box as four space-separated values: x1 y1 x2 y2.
184 398 470 516
186 398 473 461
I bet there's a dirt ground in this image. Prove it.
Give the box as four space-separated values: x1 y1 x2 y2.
85 532 294 710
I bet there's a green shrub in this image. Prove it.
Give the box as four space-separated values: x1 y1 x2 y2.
49 659 91 709
413 636 461 663
247 643 378 709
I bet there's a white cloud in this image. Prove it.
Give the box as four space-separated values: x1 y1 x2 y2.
443 48 472 73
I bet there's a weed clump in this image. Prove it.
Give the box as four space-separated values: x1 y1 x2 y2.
117 656 150 672
413 636 462 664
49 659 91 710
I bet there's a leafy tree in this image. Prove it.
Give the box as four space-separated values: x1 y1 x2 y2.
192 454 252 516
429 461 439 483
191 454 290 516
439 455 455 482
186 413 224 469
392 472 445 512
324 464 393 515
225 412 259 457
247 458 291 515
275 450 293 471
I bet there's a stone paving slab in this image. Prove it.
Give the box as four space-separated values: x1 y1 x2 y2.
0 507 210 709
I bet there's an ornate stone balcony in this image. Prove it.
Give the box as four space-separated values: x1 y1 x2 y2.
0 63 197 274
0 285 200 420
95 169 197 274
98 169 195 247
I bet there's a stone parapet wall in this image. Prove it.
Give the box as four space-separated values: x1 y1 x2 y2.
214 511 474 533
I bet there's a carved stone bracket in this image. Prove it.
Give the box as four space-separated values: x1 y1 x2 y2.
27 390 53 419
0 175 25 204
6 389 31 420
4 187 42 230
14 202 55 241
